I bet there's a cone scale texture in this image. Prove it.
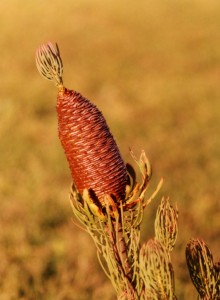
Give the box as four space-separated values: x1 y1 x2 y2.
57 87 128 202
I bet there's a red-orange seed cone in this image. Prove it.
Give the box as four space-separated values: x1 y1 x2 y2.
36 42 129 204
57 87 128 203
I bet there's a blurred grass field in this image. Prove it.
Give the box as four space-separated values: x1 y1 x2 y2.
1 0 220 299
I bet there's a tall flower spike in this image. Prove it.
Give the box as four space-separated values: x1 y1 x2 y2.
36 42 129 206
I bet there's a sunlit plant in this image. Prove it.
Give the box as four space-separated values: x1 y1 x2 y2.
36 42 219 300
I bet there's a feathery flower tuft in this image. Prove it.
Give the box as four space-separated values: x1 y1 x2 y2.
36 42 129 205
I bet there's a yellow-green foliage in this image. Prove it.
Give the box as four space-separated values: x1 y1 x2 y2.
1 0 220 299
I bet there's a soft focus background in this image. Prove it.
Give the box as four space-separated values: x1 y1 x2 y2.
1 0 220 299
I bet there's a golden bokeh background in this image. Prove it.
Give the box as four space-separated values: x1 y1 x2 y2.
1 0 220 299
